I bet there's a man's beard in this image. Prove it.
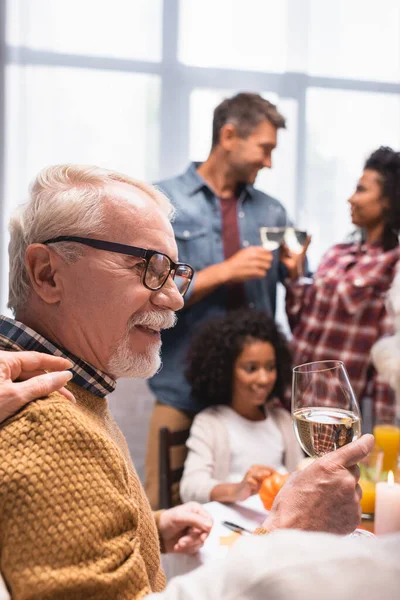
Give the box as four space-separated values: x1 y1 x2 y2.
108 310 177 379
234 164 260 186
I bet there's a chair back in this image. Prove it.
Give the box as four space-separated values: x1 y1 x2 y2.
159 426 190 509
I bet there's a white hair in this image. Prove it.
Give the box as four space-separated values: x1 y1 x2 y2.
8 164 174 313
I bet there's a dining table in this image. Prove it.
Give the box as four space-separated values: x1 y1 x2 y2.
161 494 268 581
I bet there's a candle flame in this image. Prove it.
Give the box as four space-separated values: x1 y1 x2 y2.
388 471 394 485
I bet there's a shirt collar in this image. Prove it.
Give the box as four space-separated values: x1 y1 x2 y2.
0 315 116 398
183 162 255 199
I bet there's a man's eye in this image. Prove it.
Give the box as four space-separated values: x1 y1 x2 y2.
133 261 145 272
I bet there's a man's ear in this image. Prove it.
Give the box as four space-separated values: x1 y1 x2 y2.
25 244 64 305
219 123 239 151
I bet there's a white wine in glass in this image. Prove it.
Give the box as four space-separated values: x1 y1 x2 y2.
292 361 362 458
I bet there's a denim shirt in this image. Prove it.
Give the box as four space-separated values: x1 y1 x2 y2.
149 163 289 412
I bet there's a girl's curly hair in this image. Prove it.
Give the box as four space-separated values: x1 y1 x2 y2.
186 310 292 410
364 146 400 251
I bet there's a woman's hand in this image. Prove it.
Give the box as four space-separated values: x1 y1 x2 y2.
280 235 311 280
0 350 75 424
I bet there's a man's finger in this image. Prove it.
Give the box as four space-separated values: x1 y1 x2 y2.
184 503 213 521
178 512 212 532
347 464 360 482
324 434 374 468
174 540 203 554
16 375 75 402
12 371 74 407
58 386 76 403
355 483 362 501
0 351 72 383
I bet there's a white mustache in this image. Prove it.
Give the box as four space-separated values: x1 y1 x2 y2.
128 311 177 331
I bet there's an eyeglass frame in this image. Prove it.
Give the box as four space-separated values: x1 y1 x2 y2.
42 236 194 297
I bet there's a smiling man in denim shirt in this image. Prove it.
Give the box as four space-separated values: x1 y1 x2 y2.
146 93 290 508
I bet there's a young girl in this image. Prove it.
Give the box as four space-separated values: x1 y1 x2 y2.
180 310 303 504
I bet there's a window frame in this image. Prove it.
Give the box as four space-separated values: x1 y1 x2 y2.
1 0 400 309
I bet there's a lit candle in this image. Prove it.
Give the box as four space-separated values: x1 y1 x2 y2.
375 471 400 535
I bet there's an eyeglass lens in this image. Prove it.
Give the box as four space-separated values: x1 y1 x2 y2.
145 253 191 296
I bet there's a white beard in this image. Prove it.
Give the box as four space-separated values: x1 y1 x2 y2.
108 331 162 379
107 310 176 379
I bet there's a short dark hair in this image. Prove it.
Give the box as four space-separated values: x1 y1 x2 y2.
186 310 292 409
211 92 286 147
364 146 400 251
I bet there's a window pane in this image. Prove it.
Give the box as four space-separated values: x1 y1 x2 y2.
308 0 400 82
189 89 298 218
179 0 288 72
5 66 160 197
2 66 160 312
6 0 162 62
305 88 400 270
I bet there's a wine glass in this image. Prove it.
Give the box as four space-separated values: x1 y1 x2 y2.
283 227 308 254
259 227 286 251
292 361 369 537
292 360 362 458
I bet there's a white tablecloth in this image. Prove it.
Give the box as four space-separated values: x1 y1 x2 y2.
161 495 268 580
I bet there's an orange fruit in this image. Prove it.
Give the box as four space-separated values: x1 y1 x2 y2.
259 472 289 510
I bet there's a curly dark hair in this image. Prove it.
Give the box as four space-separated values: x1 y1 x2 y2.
364 146 400 251
186 310 292 410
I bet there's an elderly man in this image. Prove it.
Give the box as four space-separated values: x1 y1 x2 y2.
0 165 373 599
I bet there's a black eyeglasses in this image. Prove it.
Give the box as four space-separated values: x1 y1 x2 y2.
42 236 194 297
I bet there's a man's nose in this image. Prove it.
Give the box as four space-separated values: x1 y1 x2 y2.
151 277 184 311
263 156 272 169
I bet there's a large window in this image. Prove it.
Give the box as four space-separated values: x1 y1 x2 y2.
1 0 400 312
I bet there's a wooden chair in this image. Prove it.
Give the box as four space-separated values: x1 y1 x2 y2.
159 426 190 509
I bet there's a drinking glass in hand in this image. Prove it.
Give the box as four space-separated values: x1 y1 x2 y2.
259 227 286 251
283 227 308 254
292 360 362 458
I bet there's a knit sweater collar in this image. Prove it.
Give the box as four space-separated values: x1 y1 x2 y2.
0 315 116 398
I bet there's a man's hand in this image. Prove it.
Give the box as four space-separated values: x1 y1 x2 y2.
222 247 273 284
0 350 75 423
158 502 213 554
262 434 374 535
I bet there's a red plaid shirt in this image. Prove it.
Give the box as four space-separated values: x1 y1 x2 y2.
287 242 400 422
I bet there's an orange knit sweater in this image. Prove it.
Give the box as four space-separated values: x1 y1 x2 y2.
0 383 166 599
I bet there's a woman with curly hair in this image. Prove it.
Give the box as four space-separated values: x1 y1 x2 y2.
282 146 400 425
180 310 303 504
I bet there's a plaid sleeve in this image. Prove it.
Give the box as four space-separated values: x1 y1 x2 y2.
285 279 312 331
370 306 396 423
371 373 396 423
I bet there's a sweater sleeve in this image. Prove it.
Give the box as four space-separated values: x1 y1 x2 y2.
0 398 161 600
179 412 222 504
